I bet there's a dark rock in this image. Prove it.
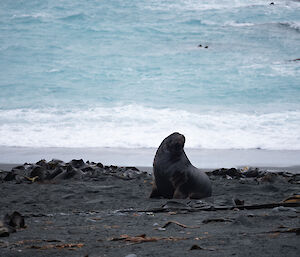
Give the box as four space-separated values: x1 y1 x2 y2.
69 159 86 169
63 165 84 179
4 172 16 181
48 159 65 170
81 166 95 173
12 165 25 171
11 167 27 177
288 174 300 184
260 173 278 183
212 168 241 178
15 174 25 184
47 167 64 180
243 168 259 177
2 211 25 237
105 165 118 170
125 166 140 172
7 211 25 228
96 162 104 168
30 166 49 181
233 198 245 206
0 227 10 237
35 159 48 168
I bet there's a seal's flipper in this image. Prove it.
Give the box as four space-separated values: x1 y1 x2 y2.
150 182 161 198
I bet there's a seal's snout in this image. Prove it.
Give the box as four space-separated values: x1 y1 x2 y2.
167 132 185 152
173 132 185 144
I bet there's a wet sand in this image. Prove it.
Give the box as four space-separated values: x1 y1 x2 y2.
1 146 300 168
0 161 299 257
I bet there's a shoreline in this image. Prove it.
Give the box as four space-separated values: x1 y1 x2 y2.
0 146 300 172
1 163 300 174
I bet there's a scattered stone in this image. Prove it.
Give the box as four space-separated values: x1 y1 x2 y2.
0 211 25 237
233 198 244 206
4 211 25 229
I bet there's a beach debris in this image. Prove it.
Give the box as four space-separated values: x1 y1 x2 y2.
119 199 300 214
190 244 216 251
161 201 191 211
265 228 300 236
125 254 137 257
0 225 10 237
161 220 200 229
283 194 300 203
110 234 188 244
27 243 84 250
271 206 297 212
24 176 39 182
202 218 233 224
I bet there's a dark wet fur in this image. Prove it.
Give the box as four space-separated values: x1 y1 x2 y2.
151 132 212 199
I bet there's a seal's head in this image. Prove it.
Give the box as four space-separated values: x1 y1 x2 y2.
162 132 185 154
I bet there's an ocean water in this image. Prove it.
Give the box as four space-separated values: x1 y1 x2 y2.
0 0 300 151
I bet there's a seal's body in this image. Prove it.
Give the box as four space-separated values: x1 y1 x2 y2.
150 132 212 199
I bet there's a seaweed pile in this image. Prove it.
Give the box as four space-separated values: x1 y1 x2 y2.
0 159 149 183
208 167 300 184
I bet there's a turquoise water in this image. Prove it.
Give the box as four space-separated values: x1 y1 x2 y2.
0 0 300 149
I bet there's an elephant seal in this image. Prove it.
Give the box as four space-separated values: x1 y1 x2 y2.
150 132 212 199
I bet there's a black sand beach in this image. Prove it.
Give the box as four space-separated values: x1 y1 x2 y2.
0 160 299 257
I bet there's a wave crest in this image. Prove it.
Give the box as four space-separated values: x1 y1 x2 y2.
0 105 299 150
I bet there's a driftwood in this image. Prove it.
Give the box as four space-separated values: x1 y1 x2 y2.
265 228 300 235
109 234 188 244
119 201 300 214
161 220 200 229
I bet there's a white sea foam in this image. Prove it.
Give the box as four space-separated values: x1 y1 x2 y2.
279 21 300 32
11 13 50 20
143 0 270 11
224 21 255 27
1 105 300 150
